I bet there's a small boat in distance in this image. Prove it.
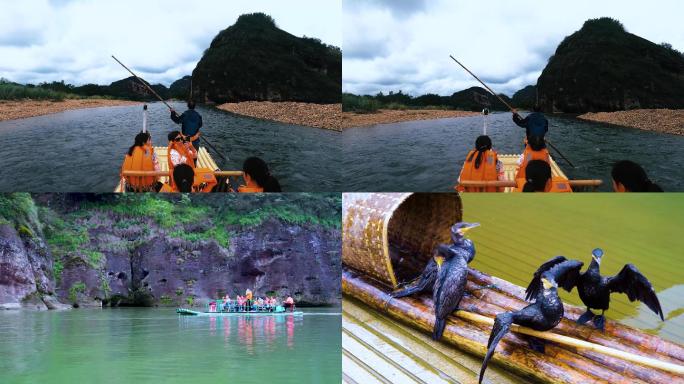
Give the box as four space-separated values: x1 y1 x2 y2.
177 299 303 316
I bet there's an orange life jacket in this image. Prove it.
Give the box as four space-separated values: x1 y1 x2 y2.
514 176 573 193
193 168 218 193
238 181 264 193
121 145 156 191
159 183 176 193
457 149 501 192
515 145 551 180
167 142 197 188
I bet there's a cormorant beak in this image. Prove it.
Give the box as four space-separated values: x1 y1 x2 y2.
541 278 555 290
458 222 480 236
434 255 445 270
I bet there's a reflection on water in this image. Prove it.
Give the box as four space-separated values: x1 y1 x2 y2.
0 102 341 192
0 308 340 384
342 112 684 191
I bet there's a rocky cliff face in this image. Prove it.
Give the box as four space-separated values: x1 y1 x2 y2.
191 13 341 104
537 18 684 113
0 194 341 310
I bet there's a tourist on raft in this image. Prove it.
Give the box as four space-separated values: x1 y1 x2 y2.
515 160 571 193
162 131 216 193
611 160 663 192
457 135 504 192
515 135 551 180
121 131 161 192
234 157 282 192
160 164 194 193
512 105 548 148
284 296 296 312
170 100 203 153
245 289 254 311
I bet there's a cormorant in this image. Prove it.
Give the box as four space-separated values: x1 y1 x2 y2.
525 248 664 331
479 260 581 384
388 222 479 340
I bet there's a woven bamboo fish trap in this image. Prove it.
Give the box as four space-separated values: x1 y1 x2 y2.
342 193 684 384
342 193 462 289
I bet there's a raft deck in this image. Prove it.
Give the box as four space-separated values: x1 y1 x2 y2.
116 146 243 192
177 308 303 317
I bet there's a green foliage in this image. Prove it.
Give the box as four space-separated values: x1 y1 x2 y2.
343 88 510 112
46 226 89 256
69 282 86 303
53 260 64 283
175 288 184 296
168 226 231 248
84 250 104 267
342 93 380 113
100 274 111 299
0 193 41 233
159 295 174 305
185 296 195 306
0 82 72 101
88 195 208 228
17 224 34 238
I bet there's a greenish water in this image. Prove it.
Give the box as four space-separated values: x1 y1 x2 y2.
0 307 341 384
461 193 684 344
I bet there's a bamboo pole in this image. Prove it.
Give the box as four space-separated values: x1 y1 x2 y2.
449 55 515 112
121 170 243 177
456 179 603 188
454 310 684 375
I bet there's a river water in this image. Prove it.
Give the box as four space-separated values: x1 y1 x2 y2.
461 193 684 344
0 102 341 192
0 307 341 384
342 112 684 192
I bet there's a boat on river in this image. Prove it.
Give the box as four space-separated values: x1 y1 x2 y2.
116 146 244 192
342 194 684 383
456 153 603 192
177 308 303 317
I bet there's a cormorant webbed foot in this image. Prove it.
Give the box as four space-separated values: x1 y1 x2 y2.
593 314 606 331
576 309 595 325
527 337 546 354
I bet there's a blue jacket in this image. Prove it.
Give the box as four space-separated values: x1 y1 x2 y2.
171 109 203 138
513 112 548 138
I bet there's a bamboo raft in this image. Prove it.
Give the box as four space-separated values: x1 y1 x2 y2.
342 193 684 383
457 154 603 192
176 308 303 317
115 146 244 192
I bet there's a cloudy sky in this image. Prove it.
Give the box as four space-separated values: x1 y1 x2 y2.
343 0 684 96
0 0 341 86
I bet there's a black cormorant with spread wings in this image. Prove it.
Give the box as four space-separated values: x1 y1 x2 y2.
525 248 664 331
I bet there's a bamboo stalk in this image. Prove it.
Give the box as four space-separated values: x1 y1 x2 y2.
121 170 243 177
454 310 684 375
456 179 603 188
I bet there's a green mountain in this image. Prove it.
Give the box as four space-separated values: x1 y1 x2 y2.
169 76 191 100
106 76 169 101
537 17 684 112
511 85 537 110
449 86 512 111
191 13 341 104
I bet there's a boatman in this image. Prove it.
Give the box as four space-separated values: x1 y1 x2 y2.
511 105 548 148
170 100 203 152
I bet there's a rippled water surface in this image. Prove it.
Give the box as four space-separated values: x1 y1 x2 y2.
342 113 684 191
0 307 341 383
0 102 341 192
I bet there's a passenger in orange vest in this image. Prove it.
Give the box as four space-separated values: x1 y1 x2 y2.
515 135 551 180
167 130 197 189
121 131 160 192
160 164 194 193
235 157 281 192
611 160 663 192
457 135 504 192
514 160 571 193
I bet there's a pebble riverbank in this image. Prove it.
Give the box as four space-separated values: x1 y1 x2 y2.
578 109 684 136
0 99 140 122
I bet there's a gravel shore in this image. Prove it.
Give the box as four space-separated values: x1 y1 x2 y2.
0 99 139 122
341 109 479 128
578 109 684 136
218 101 344 131
217 102 480 130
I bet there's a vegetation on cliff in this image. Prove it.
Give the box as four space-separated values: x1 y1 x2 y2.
192 13 341 104
537 17 684 112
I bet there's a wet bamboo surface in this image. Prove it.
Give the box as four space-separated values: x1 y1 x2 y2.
343 297 526 384
342 267 684 384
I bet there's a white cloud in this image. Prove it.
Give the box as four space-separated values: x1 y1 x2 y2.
0 0 341 86
343 0 684 96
